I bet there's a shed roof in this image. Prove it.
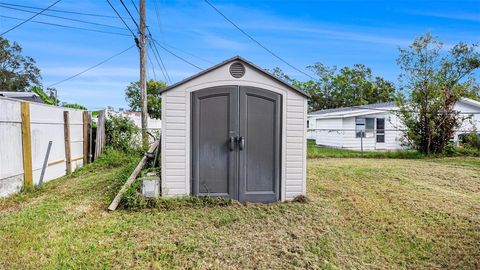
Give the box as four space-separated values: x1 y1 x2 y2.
160 56 309 98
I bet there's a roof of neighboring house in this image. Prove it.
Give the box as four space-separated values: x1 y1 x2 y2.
309 98 480 119
0 91 45 103
160 55 309 98
460 97 480 108
309 102 395 117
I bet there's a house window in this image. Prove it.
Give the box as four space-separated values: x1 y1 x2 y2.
356 117 374 138
307 120 310 128
376 118 385 143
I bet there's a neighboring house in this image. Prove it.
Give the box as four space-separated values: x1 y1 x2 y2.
307 98 480 151
0 91 45 103
104 108 162 131
120 111 162 131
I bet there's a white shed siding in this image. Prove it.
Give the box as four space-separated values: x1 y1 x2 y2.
161 91 188 196
285 91 307 200
161 60 307 200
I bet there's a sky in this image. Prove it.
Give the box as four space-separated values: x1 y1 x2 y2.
1 0 479 110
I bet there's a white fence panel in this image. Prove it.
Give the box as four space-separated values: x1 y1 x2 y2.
69 109 85 171
0 99 23 196
0 97 86 197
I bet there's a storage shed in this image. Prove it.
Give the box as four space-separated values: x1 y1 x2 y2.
160 56 308 203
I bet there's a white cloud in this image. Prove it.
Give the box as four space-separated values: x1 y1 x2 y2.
402 9 480 22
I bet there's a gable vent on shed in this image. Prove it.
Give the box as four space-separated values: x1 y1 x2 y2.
229 62 246 78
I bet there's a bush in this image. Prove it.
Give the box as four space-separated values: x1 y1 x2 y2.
105 113 140 152
463 132 480 150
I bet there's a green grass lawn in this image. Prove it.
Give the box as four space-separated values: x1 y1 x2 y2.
1 151 479 269
307 139 480 159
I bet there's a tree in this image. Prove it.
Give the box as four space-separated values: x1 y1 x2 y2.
396 33 480 154
125 79 167 119
272 63 396 112
0 37 41 91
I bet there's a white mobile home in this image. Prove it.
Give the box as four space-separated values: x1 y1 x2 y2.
308 98 480 151
160 56 308 202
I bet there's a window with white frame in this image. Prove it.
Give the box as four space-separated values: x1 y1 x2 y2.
376 118 385 143
355 117 374 138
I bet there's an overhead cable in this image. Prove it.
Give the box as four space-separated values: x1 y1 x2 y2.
203 0 315 80
0 14 130 36
152 38 203 70
48 45 135 87
0 1 128 19
1 0 62 36
0 4 127 31
106 0 137 38
119 0 140 30
148 39 170 83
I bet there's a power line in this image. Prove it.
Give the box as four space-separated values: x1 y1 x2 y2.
0 4 127 31
152 38 203 70
161 42 214 64
151 0 165 41
147 52 157 81
130 0 139 14
148 40 168 82
147 33 171 82
0 14 131 36
147 37 170 83
1 0 62 36
119 0 140 30
0 1 129 19
48 45 135 87
203 0 315 80
106 0 137 38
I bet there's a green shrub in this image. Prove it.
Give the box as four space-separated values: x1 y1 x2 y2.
105 113 140 152
443 142 458 156
463 131 480 150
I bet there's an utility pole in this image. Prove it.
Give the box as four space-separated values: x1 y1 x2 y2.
139 0 148 148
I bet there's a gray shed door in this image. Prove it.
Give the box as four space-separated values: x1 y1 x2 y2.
191 86 281 203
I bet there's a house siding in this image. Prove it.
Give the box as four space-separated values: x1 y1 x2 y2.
313 118 344 148
309 99 480 151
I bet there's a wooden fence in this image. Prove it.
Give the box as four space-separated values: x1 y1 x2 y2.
0 96 93 197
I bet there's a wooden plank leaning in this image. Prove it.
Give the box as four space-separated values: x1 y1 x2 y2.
107 140 160 211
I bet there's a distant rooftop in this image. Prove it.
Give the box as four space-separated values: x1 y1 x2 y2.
309 102 395 115
0 91 45 104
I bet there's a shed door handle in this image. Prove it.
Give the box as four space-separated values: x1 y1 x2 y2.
229 136 236 151
238 136 245 150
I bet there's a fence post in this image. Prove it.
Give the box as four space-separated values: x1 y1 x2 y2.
20 101 33 189
83 111 89 165
360 132 364 154
64 111 72 174
88 113 93 163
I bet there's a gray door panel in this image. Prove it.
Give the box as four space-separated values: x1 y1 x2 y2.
238 87 281 203
191 86 238 198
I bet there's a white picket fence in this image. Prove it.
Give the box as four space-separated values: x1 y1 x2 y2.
0 96 89 197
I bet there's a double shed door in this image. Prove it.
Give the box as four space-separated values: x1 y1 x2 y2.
191 86 281 203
